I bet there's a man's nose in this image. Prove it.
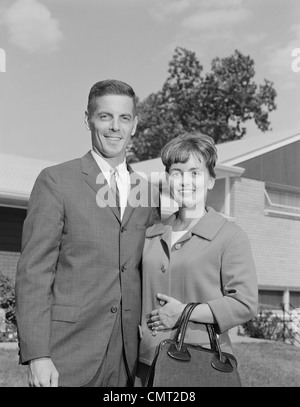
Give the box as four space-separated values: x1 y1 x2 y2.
110 117 120 131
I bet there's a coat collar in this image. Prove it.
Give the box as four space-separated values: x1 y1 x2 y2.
146 207 227 241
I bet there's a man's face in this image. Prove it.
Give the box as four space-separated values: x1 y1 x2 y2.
85 95 137 159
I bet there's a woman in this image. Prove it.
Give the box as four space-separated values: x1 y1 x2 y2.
136 132 258 386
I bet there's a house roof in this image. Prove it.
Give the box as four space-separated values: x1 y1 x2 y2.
0 153 57 207
131 130 300 178
217 130 300 166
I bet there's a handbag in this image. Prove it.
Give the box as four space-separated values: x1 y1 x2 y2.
146 302 242 387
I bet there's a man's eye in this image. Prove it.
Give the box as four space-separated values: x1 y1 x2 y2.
120 116 131 122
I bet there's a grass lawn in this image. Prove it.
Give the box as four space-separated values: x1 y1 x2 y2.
0 348 27 387
233 341 300 387
0 340 299 387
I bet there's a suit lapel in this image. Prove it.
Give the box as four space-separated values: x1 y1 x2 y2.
121 163 137 226
81 152 121 222
121 163 147 226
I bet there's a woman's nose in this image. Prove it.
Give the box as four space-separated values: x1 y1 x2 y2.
181 173 193 186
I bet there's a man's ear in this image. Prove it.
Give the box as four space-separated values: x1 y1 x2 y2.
84 111 90 131
131 116 138 136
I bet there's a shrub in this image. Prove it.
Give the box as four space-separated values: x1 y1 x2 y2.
0 322 18 342
242 310 297 344
0 272 16 326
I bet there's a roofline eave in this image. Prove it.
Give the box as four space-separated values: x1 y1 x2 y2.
0 189 30 208
215 164 245 178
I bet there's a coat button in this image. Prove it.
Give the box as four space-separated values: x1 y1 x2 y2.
121 265 127 272
174 243 182 250
161 266 166 273
111 306 118 313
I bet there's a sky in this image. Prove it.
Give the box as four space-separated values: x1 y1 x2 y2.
0 0 300 163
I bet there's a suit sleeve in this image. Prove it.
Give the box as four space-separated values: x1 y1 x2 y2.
207 228 258 333
15 169 64 364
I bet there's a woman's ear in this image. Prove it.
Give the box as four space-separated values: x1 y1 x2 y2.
207 177 215 190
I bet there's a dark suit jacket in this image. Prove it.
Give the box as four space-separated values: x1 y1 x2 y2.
15 151 159 386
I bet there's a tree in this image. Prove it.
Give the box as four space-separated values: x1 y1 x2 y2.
128 47 277 162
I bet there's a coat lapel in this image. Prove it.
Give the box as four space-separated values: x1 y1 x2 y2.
121 163 149 226
81 152 120 222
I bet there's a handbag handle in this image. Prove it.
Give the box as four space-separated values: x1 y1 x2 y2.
168 302 236 372
173 303 198 348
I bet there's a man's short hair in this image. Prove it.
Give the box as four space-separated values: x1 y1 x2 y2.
87 79 137 115
161 132 218 178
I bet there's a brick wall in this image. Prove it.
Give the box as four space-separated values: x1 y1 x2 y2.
230 177 300 291
0 251 20 281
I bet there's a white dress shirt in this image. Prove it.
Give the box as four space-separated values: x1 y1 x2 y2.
91 150 130 220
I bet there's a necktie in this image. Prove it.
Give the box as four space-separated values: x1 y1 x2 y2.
110 168 120 212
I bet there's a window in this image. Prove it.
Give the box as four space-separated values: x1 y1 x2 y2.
290 292 300 309
264 182 300 220
0 206 26 252
258 290 283 310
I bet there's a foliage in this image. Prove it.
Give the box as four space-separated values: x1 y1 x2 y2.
129 47 277 162
0 322 18 343
0 272 16 326
242 310 298 345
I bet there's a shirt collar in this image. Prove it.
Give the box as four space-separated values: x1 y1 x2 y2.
91 149 127 175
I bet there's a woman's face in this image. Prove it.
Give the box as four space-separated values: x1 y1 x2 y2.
168 154 215 209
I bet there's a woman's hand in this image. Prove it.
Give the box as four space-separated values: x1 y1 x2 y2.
147 294 186 335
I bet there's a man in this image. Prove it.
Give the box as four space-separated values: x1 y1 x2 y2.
15 79 159 387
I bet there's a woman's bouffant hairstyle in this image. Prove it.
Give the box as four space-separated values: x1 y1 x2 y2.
161 132 218 178
87 79 137 115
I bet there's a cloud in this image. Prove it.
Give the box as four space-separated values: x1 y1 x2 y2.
2 0 63 53
147 0 252 53
149 0 192 23
148 0 250 28
181 8 250 31
199 0 244 9
243 33 266 46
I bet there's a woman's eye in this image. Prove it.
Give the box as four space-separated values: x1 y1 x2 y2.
170 171 181 177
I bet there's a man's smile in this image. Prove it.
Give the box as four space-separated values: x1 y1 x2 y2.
104 135 123 143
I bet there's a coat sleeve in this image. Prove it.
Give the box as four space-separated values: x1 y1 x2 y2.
15 168 64 364
207 228 258 333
